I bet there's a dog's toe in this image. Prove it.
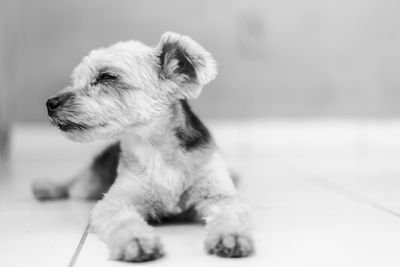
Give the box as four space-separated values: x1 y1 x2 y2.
110 236 164 262
206 233 254 258
32 179 68 200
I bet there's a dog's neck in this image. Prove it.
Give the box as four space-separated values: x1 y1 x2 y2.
118 101 185 166
120 128 178 161
118 99 212 170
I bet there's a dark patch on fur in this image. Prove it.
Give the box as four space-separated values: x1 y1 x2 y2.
148 207 199 225
90 142 121 196
175 100 211 151
159 42 197 81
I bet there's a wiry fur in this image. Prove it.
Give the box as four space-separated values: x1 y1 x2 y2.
33 32 254 262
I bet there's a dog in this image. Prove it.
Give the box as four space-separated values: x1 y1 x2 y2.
33 32 254 262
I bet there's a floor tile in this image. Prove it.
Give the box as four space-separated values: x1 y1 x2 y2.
0 140 95 267
75 157 400 267
280 154 400 214
2 122 400 267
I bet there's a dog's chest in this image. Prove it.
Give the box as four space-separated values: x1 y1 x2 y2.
138 161 193 217
120 141 196 215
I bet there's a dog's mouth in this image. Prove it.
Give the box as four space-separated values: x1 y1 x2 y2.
57 122 91 132
49 116 106 132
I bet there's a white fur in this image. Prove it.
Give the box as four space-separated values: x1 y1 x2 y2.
37 32 254 261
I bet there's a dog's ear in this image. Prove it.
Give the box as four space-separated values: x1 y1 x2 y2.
156 32 217 99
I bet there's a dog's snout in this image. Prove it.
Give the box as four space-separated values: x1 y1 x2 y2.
46 97 61 112
46 93 74 115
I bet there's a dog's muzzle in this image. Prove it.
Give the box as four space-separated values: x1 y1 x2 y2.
46 92 73 116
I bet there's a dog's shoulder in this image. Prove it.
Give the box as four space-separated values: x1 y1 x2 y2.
174 99 212 151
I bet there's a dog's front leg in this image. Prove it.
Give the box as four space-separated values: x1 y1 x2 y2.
90 181 163 262
197 197 254 258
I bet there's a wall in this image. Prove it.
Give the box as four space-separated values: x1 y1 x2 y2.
3 0 400 121
0 0 11 160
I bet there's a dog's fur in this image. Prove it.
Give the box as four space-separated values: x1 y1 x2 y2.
33 32 254 262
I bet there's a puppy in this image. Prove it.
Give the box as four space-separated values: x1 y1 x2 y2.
33 32 254 262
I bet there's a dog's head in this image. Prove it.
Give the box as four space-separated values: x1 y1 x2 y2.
46 32 217 142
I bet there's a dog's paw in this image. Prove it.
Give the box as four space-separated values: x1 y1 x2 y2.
32 179 68 200
109 235 164 262
205 233 254 258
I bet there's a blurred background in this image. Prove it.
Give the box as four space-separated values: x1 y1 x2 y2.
0 0 400 162
2 0 400 122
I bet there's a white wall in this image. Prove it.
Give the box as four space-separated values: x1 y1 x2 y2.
4 0 400 121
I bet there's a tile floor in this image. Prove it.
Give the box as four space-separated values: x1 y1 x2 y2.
1 120 400 267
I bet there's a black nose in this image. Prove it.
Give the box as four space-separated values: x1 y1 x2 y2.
46 97 61 112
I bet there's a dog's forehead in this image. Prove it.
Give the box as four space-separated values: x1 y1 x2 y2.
89 40 153 65
71 40 155 88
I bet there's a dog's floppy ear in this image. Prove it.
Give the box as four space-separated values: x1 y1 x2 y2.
156 32 217 99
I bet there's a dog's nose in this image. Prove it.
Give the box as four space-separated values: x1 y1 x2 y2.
46 97 61 112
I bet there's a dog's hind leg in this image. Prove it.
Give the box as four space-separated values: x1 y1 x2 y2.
32 142 120 201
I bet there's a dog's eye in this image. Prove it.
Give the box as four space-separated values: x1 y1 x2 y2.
98 73 117 82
